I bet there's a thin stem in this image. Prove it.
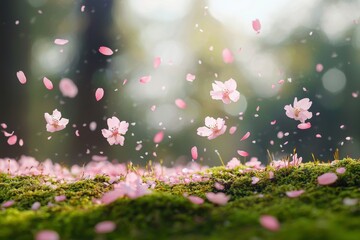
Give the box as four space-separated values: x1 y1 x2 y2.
215 150 225 167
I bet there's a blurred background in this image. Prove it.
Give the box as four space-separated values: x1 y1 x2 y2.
0 0 359 166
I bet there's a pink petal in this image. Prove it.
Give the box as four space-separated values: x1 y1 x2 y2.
95 221 116 234
75 130 80 137
187 196 204 205
318 172 338 185
140 75 151 84
1 123 7 129
19 138 24 146
43 77 53 90
251 177 260 185
336 167 346 174
259 215 280 232
252 19 261 33
297 122 311 130
1 200 15 208
54 195 66 202
271 120 277 125
237 150 249 157
206 192 230 205
222 48 234 63
316 134 322 138
54 39 69 45
240 131 251 141
316 63 323 72
150 105 156 111
186 73 196 82
95 88 104 101
16 71 27 84
175 99 187 109
7 135 17 145
153 131 164 143
31 201 41 210
35 230 59 240
81 5 85 12
99 46 113 56
229 126 237 135
59 78 78 98
286 190 305 198
3 130 14 137
153 57 161 69
191 146 198 160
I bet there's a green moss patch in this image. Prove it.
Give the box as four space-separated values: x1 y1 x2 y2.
0 158 359 240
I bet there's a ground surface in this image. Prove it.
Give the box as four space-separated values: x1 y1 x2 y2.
0 158 359 240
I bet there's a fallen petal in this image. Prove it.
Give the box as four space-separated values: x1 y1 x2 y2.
318 172 338 185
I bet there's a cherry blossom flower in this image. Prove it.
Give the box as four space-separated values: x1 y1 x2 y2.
206 192 230 205
210 79 240 104
102 117 129 146
226 158 241 169
284 97 313 123
44 109 69 133
197 117 227 140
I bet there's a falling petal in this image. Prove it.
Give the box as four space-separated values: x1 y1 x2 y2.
95 88 104 101
240 132 250 141
186 73 196 82
252 19 261 33
191 146 198 160
43 77 53 90
59 78 78 98
140 75 151 84
175 99 187 109
54 39 69 45
153 131 164 143
7 135 17 145
222 48 234 63
19 139 24 146
297 122 311 130
316 63 323 72
315 134 322 138
237 150 249 157
16 71 27 84
99 46 113 56
153 57 161 69
229 126 237 135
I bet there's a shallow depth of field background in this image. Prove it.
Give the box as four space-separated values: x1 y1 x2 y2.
0 0 359 166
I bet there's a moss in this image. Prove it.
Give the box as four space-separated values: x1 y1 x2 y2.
0 158 359 240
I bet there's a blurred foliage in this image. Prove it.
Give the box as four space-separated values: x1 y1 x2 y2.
0 0 359 166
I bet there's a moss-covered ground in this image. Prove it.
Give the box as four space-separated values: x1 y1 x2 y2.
0 158 359 240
